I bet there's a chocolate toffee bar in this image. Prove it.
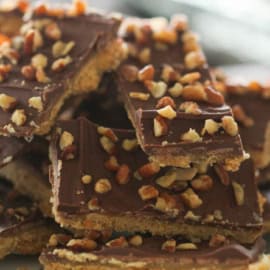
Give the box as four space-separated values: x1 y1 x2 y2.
0 178 56 259
0 139 52 216
50 117 262 244
224 83 270 171
117 17 244 170
40 233 269 270
0 1 125 137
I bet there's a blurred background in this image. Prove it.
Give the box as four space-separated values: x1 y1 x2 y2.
89 0 270 81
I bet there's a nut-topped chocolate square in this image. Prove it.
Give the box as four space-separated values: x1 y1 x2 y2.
117 17 244 170
50 117 262 244
0 1 125 137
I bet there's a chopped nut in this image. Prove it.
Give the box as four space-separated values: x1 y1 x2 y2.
60 144 77 160
51 56 72 72
214 164 230 186
0 94 17 111
72 0 87 15
161 239 176 253
129 92 150 101
213 210 223 221
191 175 213 191
145 81 167 98
138 185 159 200
104 156 119 171
181 188 202 209
209 234 226 248
100 136 115 154
129 235 143 247
180 72 201 84
28 96 43 112
156 171 177 188
21 65 36 80
87 198 100 211
138 64 155 82
157 105 177 120
184 51 206 70
156 96 176 109
155 194 179 217
182 83 206 102
94 179 112 194
45 22 62 40
116 164 130 185
138 162 160 178
232 181 245 206
52 41 75 58
168 83 183 98
97 126 118 142
202 119 220 136
36 67 50 83
120 65 138 82
138 47 151 64
181 128 202 142
161 65 180 83
59 131 74 150
122 138 138 151
179 101 202 115
221 116 238 136
203 214 215 223
106 236 128 248
182 32 200 53
31 53 48 69
174 167 198 181
24 29 43 54
81 175 92 184
153 115 168 137
48 234 59 247
67 239 97 251
153 30 177 44
232 105 254 127
171 14 188 31
176 243 198 250
205 86 225 106
11 109 27 126
184 210 201 221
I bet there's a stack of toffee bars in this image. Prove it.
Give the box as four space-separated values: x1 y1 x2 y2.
0 1 270 269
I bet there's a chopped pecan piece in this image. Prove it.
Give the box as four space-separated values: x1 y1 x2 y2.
94 179 112 194
138 185 159 200
232 181 245 206
161 239 176 253
221 116 238 136
81 175 92 184
129 235 143 247
138 162 160 178
157 105 177 120
191 175 213 191
11 109 27 126
0 94 17 111
138 64 155 81
67 239 97 252
59 131 74 151
181 128 202 142
153 115 168 137
116 164 130 185
106 236 128 248
181 188 202 209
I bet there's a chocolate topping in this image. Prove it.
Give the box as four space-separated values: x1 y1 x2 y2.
42 234 265 266
0 10 120 137
116 17 243 168
50 117 262 239
226 88 270 152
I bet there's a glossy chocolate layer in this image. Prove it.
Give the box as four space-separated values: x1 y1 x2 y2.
51 117 262 231
117 18 243 166
226 89 270 152
42 235 265 266
0 12 120 137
